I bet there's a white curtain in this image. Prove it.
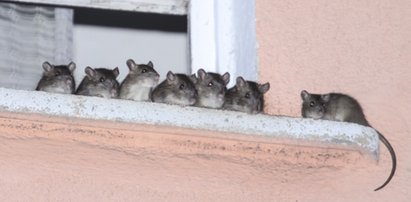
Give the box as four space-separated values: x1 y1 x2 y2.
0 3 73 90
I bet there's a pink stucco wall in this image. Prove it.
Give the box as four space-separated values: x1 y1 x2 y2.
0 112 377 201
1 1 410 201
257 0 411 200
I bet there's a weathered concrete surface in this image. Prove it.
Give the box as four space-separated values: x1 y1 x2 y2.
0 88 379 156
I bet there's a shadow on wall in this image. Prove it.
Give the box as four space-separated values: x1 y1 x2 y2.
74 7 187 32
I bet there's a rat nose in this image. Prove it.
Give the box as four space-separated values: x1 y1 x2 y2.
219 88 226 95
62 76 72 84
111 88 119 97
318 107 324 113
65 78 73 85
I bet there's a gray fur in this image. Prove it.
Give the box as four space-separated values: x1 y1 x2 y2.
35 61 76 94
151 71 197 106
76 67 120 99
223 76 270 114
300 90 396 191
194 69 230 109
119 59 159 101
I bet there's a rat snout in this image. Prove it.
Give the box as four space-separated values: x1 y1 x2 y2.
65 79 73 87
193 90 198 98
189 96 197 105
187 90 197 105
63 76 73 85
110 88 119 98
317 106 324 113
110 82 120 98
58 75 74 87
218 88 225 97
313 107 325 118
146 73 160 85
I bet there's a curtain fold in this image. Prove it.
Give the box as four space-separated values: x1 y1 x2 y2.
0 3 73 90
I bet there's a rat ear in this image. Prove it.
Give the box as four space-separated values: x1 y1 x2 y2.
112 67 120 78
85 66 96 79
222 72 230 85
67 62 76 72
147 61 154 68
42 61 53 72
258 82 270 94
166 71 176 82
300 90 310 101
321 94 331 102
126 59 137 71
197 69 207 80
236 76 246 87
189 74 198 84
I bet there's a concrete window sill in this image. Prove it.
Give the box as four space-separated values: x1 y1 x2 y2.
0 87 379 159
0 87 382 200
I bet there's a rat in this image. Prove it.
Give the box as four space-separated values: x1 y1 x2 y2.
35 61 76 94
300 90 396 191
223 76 270 114
119 59 160 101
193 69 230 109
75 66 120 99
151 71 197 106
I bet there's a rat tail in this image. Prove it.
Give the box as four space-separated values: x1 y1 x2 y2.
374 131 396 191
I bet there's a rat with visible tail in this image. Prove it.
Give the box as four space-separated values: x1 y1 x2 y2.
300 90 396 191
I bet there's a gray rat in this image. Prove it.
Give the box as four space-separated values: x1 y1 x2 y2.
76 66 120 99
194 69 230 109
151 71 197 106
119 59 159 101
300 90 396 191
35 61 76 94
223 76 270 114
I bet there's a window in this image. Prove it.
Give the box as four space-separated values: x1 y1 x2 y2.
73 7 188 82
1 0 258 88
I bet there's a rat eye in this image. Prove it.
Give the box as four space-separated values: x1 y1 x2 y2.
245 92 251 98
99 77 105 82
179 84 185 90
309 101 315 107
207 82 213 87
141 69 147 73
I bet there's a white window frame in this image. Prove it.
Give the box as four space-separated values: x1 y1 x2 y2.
5 0 258 85
189 0 257 85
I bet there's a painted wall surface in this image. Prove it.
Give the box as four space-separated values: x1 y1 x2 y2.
0 112 377 202
257 0 411 201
